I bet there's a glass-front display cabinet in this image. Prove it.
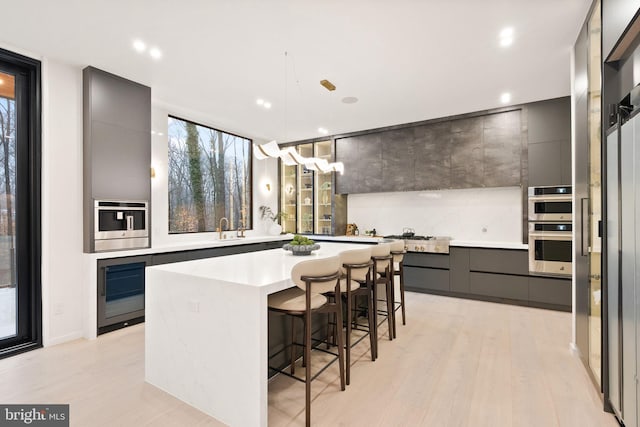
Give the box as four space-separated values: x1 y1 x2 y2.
279 140 347 235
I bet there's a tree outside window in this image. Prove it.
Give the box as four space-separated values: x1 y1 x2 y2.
167 116 252 233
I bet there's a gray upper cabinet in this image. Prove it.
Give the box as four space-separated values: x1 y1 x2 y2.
416 122 452 189
527 97 571 187
83 66 151 252
336 109 524 194
381 127 415 192
450 117 483 188
482 111 522 187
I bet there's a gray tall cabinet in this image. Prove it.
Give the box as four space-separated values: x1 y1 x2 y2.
83 67 152 252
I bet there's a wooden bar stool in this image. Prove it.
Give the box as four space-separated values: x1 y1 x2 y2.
267 256 345 426
390 239 407 335
337 247 375 385
370 242 394 343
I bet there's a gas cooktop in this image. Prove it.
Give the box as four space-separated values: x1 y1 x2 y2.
383 235 435 240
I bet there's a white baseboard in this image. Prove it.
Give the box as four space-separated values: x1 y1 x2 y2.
569 342 582 358
44 331 84 347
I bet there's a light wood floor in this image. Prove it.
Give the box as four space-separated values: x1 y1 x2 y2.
0 292 619 427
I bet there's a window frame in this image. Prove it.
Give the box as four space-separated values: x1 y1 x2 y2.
0 47 42 359
167 114 253 234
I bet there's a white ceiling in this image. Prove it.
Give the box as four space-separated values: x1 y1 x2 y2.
0 0 590 143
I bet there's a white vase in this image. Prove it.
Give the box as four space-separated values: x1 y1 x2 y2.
269 222 283 236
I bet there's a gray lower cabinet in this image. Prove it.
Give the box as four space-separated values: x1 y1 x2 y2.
404 267 450 293
404 247 571 311
468 247 528 275
469 272 528 301
528 276 572 307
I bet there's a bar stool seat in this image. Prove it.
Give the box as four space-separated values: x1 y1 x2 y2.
268 288 327 312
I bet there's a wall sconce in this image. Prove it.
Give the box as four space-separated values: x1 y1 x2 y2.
150 167 156 178
265 183 271 192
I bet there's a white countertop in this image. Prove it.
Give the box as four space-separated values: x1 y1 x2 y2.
304 234 384 244
148 241 364 293
450 240 528 250
89 234 292 259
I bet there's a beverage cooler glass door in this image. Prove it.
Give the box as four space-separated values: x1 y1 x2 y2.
98 261 146 331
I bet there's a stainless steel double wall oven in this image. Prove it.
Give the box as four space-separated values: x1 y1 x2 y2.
527 186 573 277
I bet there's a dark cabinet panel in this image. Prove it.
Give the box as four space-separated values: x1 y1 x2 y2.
357 134 383 193
482 126 522 187
449 247 470 293
91 122 151 200
528 141 563 186
414 122 451 190
528 276 572 307
469 248 528 275
526 97 571 187
450 117 483 188
335 138 357 194
527 98 571 144
381 128 415 192
469 272 528 300
405 267 450 292
404 252 449 269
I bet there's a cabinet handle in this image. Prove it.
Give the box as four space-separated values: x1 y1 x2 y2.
581 198 589 256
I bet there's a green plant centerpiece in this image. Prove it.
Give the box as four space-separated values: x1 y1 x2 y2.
283 234 320 256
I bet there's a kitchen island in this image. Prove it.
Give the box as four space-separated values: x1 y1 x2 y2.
145 241 364 427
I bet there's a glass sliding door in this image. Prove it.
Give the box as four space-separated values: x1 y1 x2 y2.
0 48 41 358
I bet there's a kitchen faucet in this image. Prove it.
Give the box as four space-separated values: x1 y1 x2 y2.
217 217 229 239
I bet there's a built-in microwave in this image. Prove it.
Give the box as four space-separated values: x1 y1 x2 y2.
528 186 572 222
94 200 149 251
528 222 572 277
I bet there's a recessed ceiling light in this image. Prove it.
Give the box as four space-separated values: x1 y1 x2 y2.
149 47 162 60
500 27 514 38
318 127 329 135
500 37 513 47
263 102 272 109
500 92 511 104
133 39 146 53
256 99 264 105
499 27 514 47
342 96 358 104
158 132 164 136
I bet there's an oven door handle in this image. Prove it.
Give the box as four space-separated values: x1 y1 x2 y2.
529 232 572 239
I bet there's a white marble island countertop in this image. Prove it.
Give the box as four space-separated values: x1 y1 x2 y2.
145 241 364 427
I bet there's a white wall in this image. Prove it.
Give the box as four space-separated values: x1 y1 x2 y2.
41 60 85 345
347 186 522 242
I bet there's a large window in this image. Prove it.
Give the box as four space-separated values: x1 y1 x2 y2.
168 116 252 233
0 48 41 358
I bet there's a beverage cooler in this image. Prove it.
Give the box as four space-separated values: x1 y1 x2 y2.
97 255 151 335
